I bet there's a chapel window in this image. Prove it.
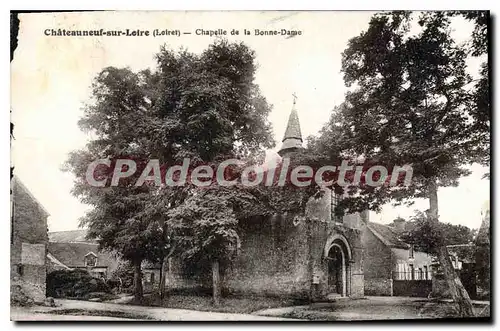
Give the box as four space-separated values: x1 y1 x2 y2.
331 193 343 223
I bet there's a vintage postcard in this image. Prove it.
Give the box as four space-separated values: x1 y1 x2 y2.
10 10 490 321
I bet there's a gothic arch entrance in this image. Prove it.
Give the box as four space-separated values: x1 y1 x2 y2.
325 235 352 297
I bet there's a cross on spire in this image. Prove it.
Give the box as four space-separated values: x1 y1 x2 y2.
292 92 298 105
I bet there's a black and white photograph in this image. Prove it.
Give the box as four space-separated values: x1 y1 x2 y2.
9 10 490 322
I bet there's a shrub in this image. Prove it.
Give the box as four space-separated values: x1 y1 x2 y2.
46 269 111 299
109 261 135 292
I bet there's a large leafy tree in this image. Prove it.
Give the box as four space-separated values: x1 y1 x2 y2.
149 40 275 305
457 11 490 175
315 11 489 316
66 40 275 305
64 67 165 302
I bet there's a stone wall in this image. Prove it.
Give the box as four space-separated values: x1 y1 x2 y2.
365 278 393 296
11 178 49 303
224 214 311 298
163 215 310 298
164 188 366 300
347 227 365 298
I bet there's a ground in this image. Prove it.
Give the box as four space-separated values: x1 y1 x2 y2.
11 296 490 321
254 296 491 321
121 293 306 314
11 299 298 321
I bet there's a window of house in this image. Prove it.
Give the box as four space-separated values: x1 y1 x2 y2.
150 272 155 283
409 264 414 280
395 263 404 280
85 253 97 267
409 245 414 259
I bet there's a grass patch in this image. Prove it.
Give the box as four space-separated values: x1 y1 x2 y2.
131 293 304 314
44 308 155 320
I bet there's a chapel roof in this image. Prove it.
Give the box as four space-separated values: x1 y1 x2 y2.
476 200 490 246
278 96 303 155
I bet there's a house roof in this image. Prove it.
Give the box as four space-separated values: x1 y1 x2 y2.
143 261 162 269
47 252 73 270
49 229 94 243
48 242 115 268
12 176 50 217
367 222 410 249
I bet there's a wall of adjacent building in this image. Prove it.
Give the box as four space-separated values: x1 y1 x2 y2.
361 227 393 295
391 248 433 280
11 179 49 303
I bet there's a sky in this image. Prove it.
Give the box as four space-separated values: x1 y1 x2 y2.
11 11 489 232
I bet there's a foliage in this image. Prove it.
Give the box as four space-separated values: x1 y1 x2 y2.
64 40 276 300
168 190 239 263
310 11 488 316
456 11 490 172
46 269 110 299
109 261 135 291
310 11 489 213
64 66 165 271
400 211 476 258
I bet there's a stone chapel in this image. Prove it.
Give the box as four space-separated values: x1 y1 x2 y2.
166 97 367 300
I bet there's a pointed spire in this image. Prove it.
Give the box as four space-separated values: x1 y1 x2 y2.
476 200 490 246
278 94 303 156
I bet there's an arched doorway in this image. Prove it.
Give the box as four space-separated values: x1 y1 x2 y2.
325 236 352 297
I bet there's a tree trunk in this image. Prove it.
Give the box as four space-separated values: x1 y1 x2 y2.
428 179 439 219
133 259 144 302
212 259 221 306
428 179 475 317
159 243 177 301
159 257 167 301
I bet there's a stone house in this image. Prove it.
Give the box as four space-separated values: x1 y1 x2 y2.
48 229 161 292
362 218 434 296
47 242 119 279
11 176 49 303
164 98 367 300
47 230 119 278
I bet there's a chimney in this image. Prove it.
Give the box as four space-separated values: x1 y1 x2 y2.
393 217 406 232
